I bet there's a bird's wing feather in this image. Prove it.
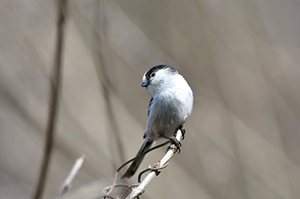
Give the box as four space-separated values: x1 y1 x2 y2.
122 140 154 178
148 97 153 116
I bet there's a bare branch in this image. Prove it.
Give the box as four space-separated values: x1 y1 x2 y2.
56 154 86 198
125 130 183 199
33 0 67 198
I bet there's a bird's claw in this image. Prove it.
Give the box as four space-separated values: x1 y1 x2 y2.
179 126 186 140
169 137 181 153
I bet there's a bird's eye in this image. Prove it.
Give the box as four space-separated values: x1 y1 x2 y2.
150 72 155 77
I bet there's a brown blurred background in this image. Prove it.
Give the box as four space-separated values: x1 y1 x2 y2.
1 0 300 198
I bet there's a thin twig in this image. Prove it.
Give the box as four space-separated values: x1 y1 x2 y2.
56 154 86 198
33 1 67 198
102 171 119 199
102 140 169 198
125 130 183 199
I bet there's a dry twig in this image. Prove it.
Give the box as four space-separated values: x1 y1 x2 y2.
56 154 86 198
125 130 183 199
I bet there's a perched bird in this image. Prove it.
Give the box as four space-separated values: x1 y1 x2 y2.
122 64 193 178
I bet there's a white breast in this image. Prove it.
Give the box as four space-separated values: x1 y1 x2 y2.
145 73 193 141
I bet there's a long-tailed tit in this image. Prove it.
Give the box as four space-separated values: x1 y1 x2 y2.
122 64 193 178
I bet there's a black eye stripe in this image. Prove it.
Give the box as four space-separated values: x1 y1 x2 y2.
145 69 156 79
145 69 155 81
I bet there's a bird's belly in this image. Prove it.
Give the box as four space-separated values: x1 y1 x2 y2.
146 99 184 140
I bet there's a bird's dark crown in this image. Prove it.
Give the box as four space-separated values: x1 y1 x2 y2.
145 64 177 80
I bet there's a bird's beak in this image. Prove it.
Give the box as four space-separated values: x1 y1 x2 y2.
141 82 148 87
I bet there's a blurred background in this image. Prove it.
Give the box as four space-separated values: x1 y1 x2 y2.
1 0 300 198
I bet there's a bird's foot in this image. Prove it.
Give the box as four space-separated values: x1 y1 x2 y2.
178 126 186 140
169 136 182 153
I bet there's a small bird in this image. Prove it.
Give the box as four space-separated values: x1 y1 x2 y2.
122 64 193 178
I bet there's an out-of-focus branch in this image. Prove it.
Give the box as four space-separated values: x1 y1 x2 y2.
56 155 86 198
33 0 67 198
94 0 125 166
125 130 183 199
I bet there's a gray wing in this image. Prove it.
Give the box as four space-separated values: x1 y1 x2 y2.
148 97 153 116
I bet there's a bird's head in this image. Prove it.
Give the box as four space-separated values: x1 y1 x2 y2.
142 64 178 95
